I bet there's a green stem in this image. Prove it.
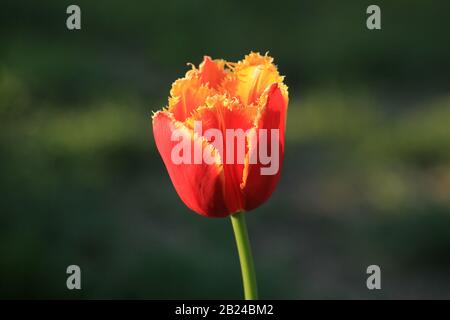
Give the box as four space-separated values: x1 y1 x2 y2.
230 212 258 300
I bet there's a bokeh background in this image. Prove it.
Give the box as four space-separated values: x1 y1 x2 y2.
1 0 450 299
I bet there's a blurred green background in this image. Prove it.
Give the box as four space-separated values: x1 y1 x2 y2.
1 0 450 299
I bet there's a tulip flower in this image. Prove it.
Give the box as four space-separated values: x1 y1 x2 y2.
152 52 288 299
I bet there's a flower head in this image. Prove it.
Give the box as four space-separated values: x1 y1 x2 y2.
152 52 288 217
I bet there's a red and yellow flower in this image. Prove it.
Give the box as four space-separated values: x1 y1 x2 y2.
152 52 288 217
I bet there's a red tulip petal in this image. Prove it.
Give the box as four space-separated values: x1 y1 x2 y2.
186 98 256 213
198 56 226 89
241 83 288 211
152 111 230 217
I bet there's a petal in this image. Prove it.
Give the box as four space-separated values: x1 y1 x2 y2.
152 111 230 217
168 69 214 122
186 97 256 213
241 84 288 211
224 52 284 106
198 56 227 89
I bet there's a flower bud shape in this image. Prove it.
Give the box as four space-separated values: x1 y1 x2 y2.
152 53 288 217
